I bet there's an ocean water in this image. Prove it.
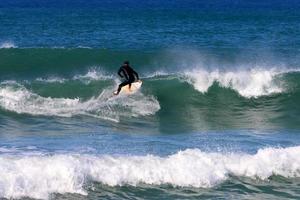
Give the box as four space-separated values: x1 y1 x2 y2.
1 1 300 199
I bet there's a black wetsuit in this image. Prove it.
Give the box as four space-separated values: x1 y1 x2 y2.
117 65 139 94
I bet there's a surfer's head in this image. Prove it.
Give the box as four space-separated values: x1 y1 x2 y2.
124 61 129 65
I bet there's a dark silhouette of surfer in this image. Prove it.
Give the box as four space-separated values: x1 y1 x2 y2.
114 61 140 95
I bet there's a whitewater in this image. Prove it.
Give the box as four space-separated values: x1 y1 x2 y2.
1 146 300 199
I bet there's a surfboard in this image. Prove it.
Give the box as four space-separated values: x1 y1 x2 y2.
114 80 142 95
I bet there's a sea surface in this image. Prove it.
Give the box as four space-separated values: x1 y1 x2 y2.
1 1 300 199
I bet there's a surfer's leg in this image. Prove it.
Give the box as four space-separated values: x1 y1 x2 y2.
128 78 134 90
116 81 129 94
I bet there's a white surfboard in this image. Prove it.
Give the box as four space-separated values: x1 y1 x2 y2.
115 80 142 95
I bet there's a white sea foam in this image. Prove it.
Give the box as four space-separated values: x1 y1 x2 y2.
73 68 113 83
0 42 17 49
183 68 290 98
145 71 170 78
0 147 18 153
36 77 67 83
0 83 160 121
33 69 112 84
0 146 299 199
77 45 92 49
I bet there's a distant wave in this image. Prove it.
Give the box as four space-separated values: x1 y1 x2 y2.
0 45 94 49
45 46 93 49
0 42 17 49
0 146 299 199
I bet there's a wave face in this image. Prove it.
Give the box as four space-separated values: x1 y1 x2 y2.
0 146 299 199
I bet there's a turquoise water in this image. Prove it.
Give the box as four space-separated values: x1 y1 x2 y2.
1 1 300 199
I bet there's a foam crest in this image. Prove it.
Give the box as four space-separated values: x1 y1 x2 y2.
0 155 86 199
77 45 92 49
0 83 160 121
0 42 17 49
144 71 170 78
73 69 113 83
0 146 299 199
36 77 67 83
184 68 285 97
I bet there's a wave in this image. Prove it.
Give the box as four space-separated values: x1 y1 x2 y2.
2 68 300 129
0 45 94 49
72 68 113 83
36 77 67 83
35 69 112 84
95 68 300 98
0 146 299 199
0 42 17 49
1 47 300 128
1 68 300 129
33 67 300 98
183 68 287 98
150 67 300 98
0 82 160 121
0 48 298 99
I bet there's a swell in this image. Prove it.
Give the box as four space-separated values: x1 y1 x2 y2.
0 48 154 80
1 48 298 80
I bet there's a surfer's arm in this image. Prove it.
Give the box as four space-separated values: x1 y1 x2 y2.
118 67 124 78
133 70 139 80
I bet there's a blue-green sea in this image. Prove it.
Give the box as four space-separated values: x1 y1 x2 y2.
1 1 300 199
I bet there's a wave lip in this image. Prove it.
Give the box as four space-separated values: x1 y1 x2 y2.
0 146 299 199
183 68 289 98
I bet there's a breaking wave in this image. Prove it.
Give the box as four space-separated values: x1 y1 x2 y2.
0 146 299 199
183 68 287 98
33 67 300 98
0 82 160 122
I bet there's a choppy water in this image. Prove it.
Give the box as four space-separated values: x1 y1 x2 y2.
1 1 300 199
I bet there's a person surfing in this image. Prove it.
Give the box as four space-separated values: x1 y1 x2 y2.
114 61 140 95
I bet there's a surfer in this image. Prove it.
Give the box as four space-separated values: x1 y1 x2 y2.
114 61 140 95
